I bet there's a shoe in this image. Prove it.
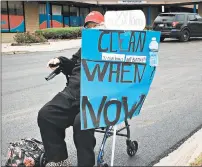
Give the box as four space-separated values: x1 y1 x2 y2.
45 158 71 167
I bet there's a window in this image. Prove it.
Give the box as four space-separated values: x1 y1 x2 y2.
90 7 104 14
175 14 185 21
1 1 25 33
69 7 80 26
80 8 89 18
70 6 79 16
1 1 8 14
8 1 23 15
52 5 62 15
63 6 70 27
39 4 46 14
63 6 69 16
80 8 89 26
51 5 63 28
155 14 175 22
39 4 47 29
1 1 9 32
188 14 196 21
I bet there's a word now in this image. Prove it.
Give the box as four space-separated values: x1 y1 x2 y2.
81 95 146 129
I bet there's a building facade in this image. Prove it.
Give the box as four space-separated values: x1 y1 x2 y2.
1 0 202 42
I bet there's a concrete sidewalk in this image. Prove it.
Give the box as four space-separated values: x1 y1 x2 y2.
2 39 81 54
154 127 202 166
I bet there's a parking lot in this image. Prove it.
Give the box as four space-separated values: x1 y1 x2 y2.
2 38 202 166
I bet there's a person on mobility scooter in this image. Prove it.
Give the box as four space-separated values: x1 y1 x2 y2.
37 11 105 167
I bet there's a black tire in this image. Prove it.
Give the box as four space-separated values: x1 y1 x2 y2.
99 163 109 167
40 153 47 167
103 163 109 167
179 29 190 42
160 37 165 42
127 141 138 157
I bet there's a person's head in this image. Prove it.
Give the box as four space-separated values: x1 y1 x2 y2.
84 11 104 29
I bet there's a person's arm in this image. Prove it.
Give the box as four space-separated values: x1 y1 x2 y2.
57 48 81 76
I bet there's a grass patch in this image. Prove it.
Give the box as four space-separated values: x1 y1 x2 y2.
190 153 202 166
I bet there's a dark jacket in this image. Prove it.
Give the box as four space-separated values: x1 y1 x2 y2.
58 48 81 101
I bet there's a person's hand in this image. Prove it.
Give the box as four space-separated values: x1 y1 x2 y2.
47 58 60 70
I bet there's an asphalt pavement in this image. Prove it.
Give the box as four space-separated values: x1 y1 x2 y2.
1 39 202 166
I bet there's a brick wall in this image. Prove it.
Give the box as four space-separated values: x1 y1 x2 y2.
24 1 39 32
1 33 17 43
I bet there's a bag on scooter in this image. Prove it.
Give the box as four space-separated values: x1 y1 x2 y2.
5 138 46 167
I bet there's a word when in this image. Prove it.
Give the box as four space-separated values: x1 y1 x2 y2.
82 59 146 83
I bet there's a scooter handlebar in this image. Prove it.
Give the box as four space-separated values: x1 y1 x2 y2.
45 67 62 81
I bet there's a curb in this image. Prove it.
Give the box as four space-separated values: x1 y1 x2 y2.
2 51 29 55
2 39 81 55
10 42 50 46
2 46 80 55
153 127 202 166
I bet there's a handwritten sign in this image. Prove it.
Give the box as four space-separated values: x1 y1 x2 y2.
80 29 161 130
104 10 146 30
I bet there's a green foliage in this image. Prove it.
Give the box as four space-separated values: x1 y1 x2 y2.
13 32 47 44
35 27 82 39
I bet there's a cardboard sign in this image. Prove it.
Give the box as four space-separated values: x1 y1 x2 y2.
104 10 146 30
80 29 161 130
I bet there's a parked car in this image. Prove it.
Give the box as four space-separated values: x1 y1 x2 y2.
152 12 202 42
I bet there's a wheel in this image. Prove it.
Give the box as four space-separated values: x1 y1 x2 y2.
39 153 47 167
99 162 109 167
160 37 165 42
103 163 108 167
179 29 190 42
127 141 138 157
